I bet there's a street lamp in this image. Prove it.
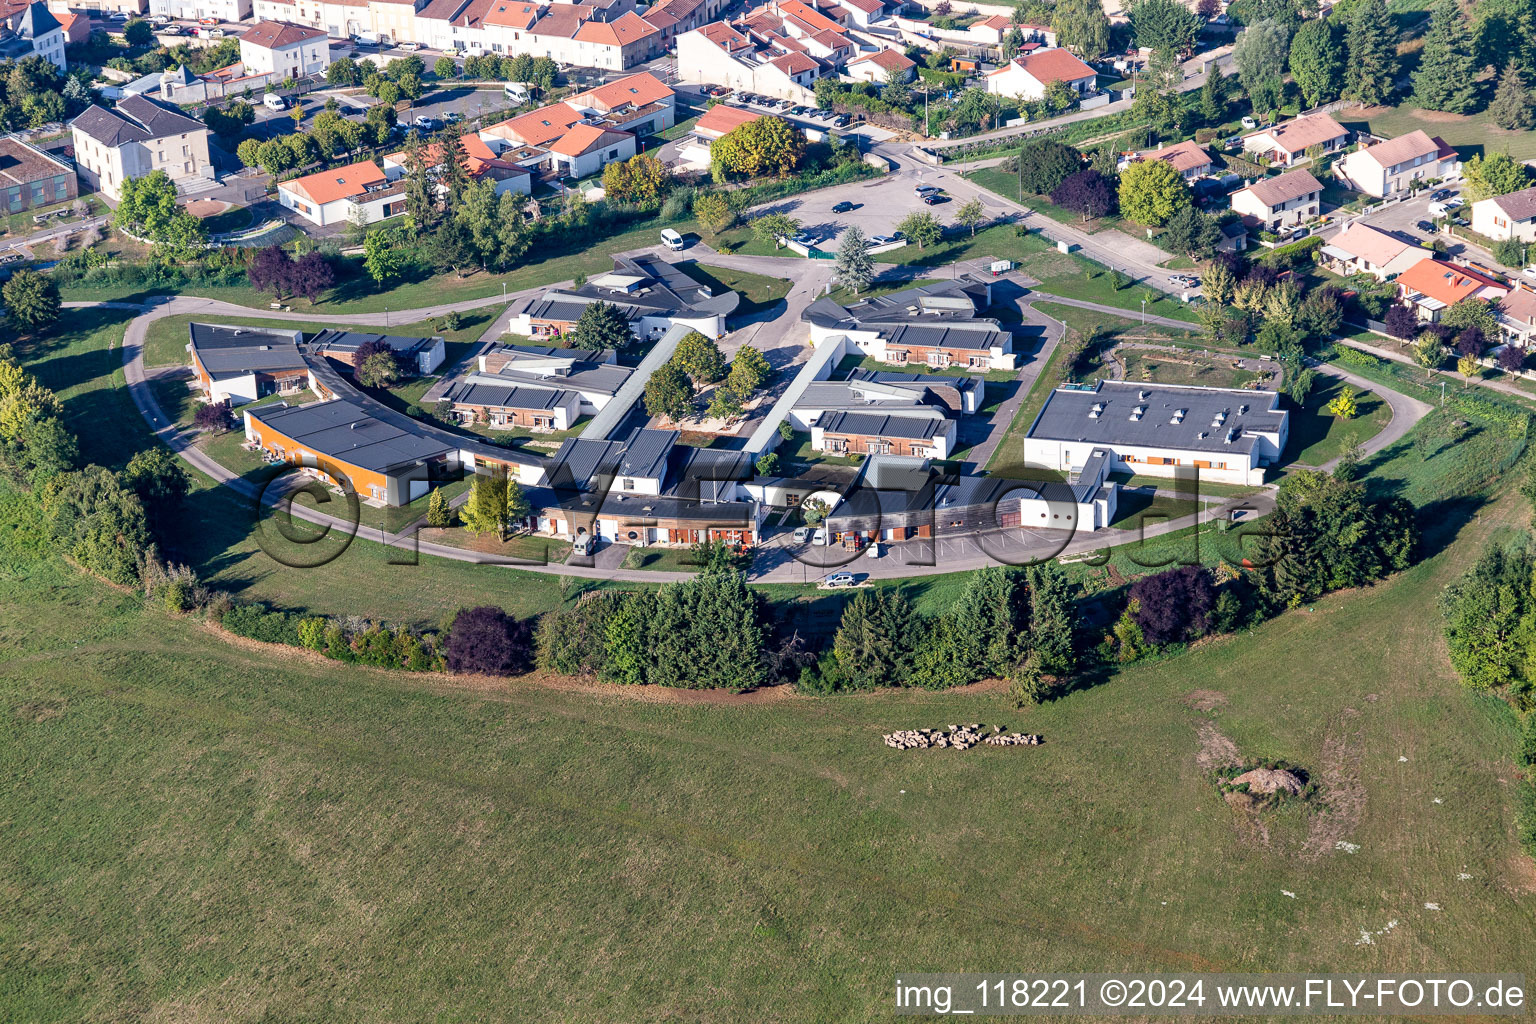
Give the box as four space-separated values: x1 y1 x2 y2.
1141 298 1147 324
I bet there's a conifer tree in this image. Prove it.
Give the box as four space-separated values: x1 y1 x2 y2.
1411 0 1480 113
1344 0 1398 106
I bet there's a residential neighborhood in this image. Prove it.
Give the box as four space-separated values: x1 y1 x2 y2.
7 0 1536 1011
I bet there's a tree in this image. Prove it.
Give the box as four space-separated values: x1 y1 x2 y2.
425 487 453 528
1014 139 1083 195
953 197 986 237
801 497 830 525
114 170 181 238
1327 388 1359 418
674 331 726 384
1118 158 1189 226
121 446 190 528
362 229 410 287
896 211 942 249
692 193 734 237
194 402 234 433
751 212 800 249
601 152 673 207
1344 0 1397 106
1198 63 1229 124
724 346 770 398
1500 345 1527 372
460 469 512 540
570 300 633 352
291 252 334 303
327 57 361 86
434 55 458 80
1412 0 1480 113
1287 19 1344 107
1442 296 1500 337
833 588 920 688
1493 237 1527 269
446 605 528 675
951 565 1032 679
1050 168 1115 220
123 17 152 45
42 467 152 586
1414 333 1446 377
1052 0 1112 58
710 115 806 180
2 270 59 331
1160 204 1221 258
1203 261 1237 305
1489 63 1536 130
1464 151 1535 201
1129 0 1200 54
834 225 875 294
1129 565 1215 644
357 350 401 388
1233 18 1289 113
1384 303 1419 340
643 360 694 421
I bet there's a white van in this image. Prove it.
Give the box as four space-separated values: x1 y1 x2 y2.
660 227 685 251
503 82 529 104
262 92 287 111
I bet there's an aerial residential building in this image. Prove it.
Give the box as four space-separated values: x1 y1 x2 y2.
1135 139 1215 181
1318 221 1432 281
148 0 252 24
832 0 885 27
1394 259 1510 323
812 411 958 460
46 0 145 15
1471 186 1536 244
788 369 981 430
476 72 674 179
310 329 446 376
1024 381 1290 487
676 16 840 101
442 383 584 431
1241 112 1349 167
845 46 914 84
52 9 89 44
1333 129 1457 198
0 1 65 70
508 253 740 341
984 48 1095 101
1496 287 1536 347
463 345 633 414
412 0 498 52
69 95 212 200
238 20 331 78
1229 168 1323 233
186 322 310 407
0 137 76 217
802 279 1017 372
276 159 404 227
693 102 762 140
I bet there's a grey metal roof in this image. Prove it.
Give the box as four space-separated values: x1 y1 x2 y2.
310 329 437 357
71 95 205 146
743 330 846 456
469 362 633 396
801 278 1007 351
820 411 947 440
498 343 613 362
1027 381 1287 456
530 254 741 321
578 321 689 440
251 399 455 473
882 321 1007 352
448 384 575 410
188 322 307 378
616 427 678 478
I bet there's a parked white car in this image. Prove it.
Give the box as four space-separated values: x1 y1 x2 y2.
1522 266 1536 282
825 572 857 587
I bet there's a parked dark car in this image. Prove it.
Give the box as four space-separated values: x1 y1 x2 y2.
831 200 855 213
1416 219 1436 232
922 193 947 205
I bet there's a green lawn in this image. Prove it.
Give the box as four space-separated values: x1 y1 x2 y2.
674 261 791 319
62 219 711 315
139 310 498 370
1283 376 1395 468
1336 105 1536 162
1027 254 1202 324
3 473 1533 1020
1107 491 1201 530
0 194 105 239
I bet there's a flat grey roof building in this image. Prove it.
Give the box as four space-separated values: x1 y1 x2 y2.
1027 380 1286 457
252 399 456 473
188 322 307 378
820 411 950 440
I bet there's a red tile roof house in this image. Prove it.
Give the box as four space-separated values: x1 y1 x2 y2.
693 102 763 139
1228 168 1323 233
1135 139 1215 181
1334 129 1458 198
277 160 406 227
1496 287 1536 348
846 46 915 84
380 133 531 197
984 48 1096 101
1470 185 1536 244
1318 221 1432 281
1241 112 1350 168
1395 259 1510 323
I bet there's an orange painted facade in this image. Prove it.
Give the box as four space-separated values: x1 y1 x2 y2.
246 412 392 499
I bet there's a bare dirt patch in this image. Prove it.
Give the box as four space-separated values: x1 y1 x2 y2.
1185 689 1228 712
184 199 231 219
14 699 66 722
1195 720 1240 771
1302 707 1366 861
1406 109 1471 124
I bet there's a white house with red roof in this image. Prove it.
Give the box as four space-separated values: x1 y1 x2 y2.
277 159 405 227
1318 221 1432 281
473 72 670 179
1334 130 1458 198
676 17 836 101
832 0 885 27
238 20 330 78
846 46 915 83
1133 139 1214 181
984 48 1095 100
1241 112 1349 168
1394 259 1510 323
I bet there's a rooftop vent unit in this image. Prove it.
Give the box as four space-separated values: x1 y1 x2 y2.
1139 389 1151 400
1224 427 1237 444
1239 403 1249 414
1171 408 1186 423
1211 410 1227 427
1088 407 1101 419
1129 405 1145 421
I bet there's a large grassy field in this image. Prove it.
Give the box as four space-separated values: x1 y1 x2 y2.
2 478 1534 1021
